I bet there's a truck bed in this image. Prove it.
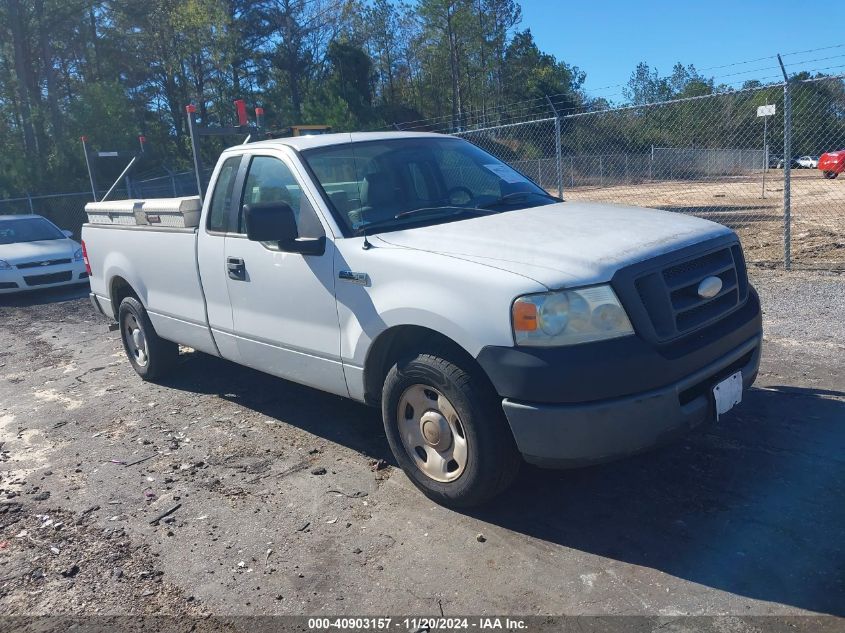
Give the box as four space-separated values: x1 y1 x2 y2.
83 222 218 355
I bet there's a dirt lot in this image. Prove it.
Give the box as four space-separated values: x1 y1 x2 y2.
0 270 843 622
565 170 845 267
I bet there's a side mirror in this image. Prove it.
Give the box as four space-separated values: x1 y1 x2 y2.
243 202 325 256
62 229 74 238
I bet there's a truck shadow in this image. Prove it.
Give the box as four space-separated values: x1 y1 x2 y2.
472 385 845 616
159 351 394 468
162 354 845 615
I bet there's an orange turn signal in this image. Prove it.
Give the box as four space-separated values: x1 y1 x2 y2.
512 301 538 331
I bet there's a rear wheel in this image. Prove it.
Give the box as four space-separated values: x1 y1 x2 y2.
381 350 520 507
118 296 178 380
823 171 838 179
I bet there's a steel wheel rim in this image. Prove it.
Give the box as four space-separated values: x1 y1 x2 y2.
124 313 149 367
396 384 468 483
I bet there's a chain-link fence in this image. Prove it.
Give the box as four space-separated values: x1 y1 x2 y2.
0 171 200 239
789 77 845 267
0 192 99 239
450 77 845 269
3 76 844 268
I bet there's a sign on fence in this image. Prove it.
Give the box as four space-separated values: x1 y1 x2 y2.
757 104 776 117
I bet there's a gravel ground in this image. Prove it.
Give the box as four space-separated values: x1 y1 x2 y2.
0 268 843 621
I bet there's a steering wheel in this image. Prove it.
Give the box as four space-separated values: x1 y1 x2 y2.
446 186 474 206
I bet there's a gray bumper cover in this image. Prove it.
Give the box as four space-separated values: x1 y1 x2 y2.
502 334 762 467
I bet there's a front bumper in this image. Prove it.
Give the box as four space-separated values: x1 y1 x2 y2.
502 333 760 467
0 261 89 294
478 286 763 467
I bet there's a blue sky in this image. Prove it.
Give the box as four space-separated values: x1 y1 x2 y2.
520 0 845 101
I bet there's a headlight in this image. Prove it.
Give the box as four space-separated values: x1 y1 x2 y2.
0 259 11 270
73 248 83 261
512 285 633 346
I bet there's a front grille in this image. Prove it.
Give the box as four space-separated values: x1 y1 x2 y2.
634 245 748 341
23 271 73 286
16 258 72 269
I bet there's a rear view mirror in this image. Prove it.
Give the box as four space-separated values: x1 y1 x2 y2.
243 203 325 256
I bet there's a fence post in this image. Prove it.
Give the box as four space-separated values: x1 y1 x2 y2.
545 95 563 198
163 165 177 196
650 145 654 181
778 54 791 270
26 193 34 213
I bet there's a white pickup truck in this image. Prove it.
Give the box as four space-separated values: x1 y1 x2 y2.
83 131 762 506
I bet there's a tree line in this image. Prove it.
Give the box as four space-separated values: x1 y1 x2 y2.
0 0 589 196
1 0 843 198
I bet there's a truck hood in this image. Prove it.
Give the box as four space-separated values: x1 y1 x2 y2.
0 239 78 265
374 202 734 288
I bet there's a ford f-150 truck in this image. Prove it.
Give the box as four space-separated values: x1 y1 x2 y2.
83 131 762 506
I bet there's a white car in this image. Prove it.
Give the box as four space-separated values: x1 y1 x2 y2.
83 132 762 506
796 155 819 169
0 215 90 294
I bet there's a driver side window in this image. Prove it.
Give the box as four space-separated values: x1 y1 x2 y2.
237 155 325 239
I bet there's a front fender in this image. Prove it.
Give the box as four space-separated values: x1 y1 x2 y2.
334 239 546 400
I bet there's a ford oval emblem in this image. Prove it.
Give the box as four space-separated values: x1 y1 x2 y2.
697 276 723 299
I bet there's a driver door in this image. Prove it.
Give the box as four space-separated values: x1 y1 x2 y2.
223 151 347 397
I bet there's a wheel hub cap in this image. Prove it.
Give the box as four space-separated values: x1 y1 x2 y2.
124 314 149 367
396 384 468 483
420 411 451 451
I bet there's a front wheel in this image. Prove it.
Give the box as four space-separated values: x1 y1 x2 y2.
118 296 178 380
823 171 838 179
381 350 520 507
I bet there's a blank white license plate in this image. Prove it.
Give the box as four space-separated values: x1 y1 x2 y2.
713 371 743 420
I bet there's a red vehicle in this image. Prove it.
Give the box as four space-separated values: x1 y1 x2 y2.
818 150 845 179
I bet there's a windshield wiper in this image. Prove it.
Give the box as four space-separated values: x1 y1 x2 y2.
479 190 561 209
394 205 497 219
356 205 496 235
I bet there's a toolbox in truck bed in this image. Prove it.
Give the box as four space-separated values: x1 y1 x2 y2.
85 196 202 228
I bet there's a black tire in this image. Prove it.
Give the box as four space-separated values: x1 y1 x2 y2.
823 171 838 179
381 349 520 507
117 296 178 380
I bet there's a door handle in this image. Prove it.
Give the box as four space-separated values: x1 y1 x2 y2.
227 257 246 281
339 270 370 285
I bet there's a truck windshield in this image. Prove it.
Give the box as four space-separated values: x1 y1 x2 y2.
0 217 65 245
300 137 558 235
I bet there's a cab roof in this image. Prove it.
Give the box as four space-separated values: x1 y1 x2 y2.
223 130 450 154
